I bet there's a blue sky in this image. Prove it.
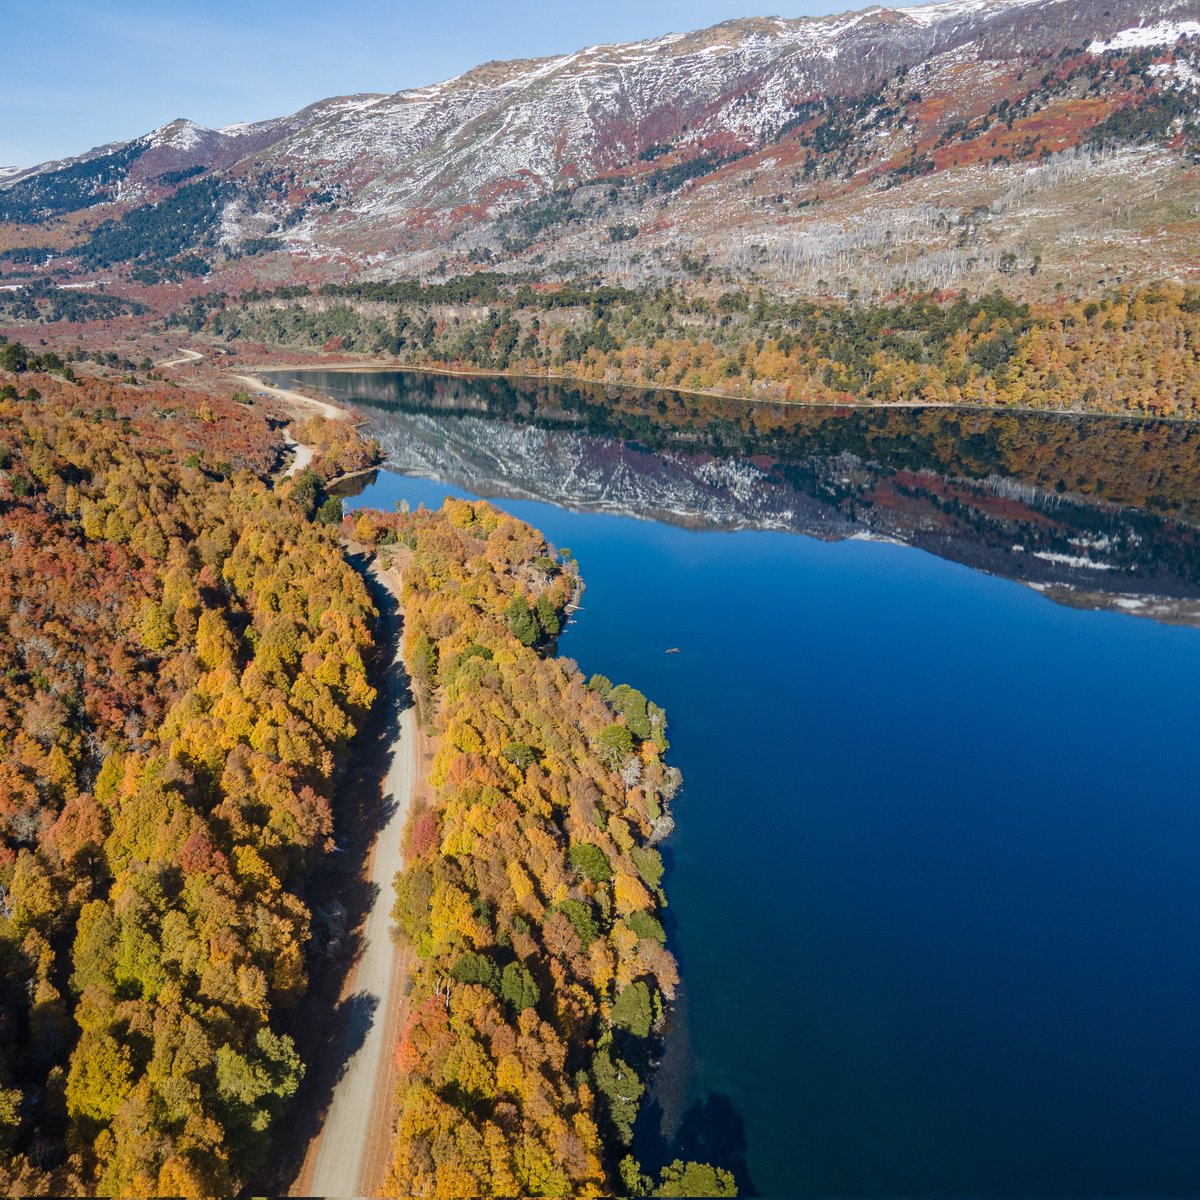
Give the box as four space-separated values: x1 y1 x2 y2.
1 0 912 167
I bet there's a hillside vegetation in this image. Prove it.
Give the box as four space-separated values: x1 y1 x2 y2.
0 345 377 1194
209 277 1200 418
356 499 733 1197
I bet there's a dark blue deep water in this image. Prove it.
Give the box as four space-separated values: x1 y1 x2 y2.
310 375 1200 1197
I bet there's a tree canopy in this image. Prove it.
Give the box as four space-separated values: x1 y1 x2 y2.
0 345 376 1195
375 497 725 1196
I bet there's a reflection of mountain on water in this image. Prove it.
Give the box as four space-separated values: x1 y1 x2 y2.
370 409 853 533
270 369 1200 625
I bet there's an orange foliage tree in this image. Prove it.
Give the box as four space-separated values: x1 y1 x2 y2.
379 498 731 1197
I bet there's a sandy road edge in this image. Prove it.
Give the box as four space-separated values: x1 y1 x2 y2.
231 371 350 423
291 555 418 1198
358 564 425 1196
194 350 414 1196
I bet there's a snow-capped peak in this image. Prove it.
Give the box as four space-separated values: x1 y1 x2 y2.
145 119 213 151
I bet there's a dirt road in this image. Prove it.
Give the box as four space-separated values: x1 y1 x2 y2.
283 430 314 479
157 347 204 368
232 371 349 422
307 560 414 1198
231 371 350 480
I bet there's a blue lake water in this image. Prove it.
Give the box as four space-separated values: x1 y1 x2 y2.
287 371 1200 1196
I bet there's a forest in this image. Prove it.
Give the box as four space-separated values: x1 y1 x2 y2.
355 498 734 1197
204 278 1200 419
77 177 232 276
0 343 378 1194
291 412 382 485
0 143 148 225
0 284 148 325
0 339 731 1197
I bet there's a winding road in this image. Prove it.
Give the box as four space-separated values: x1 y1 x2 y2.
159 351 349 478
156 347 204 368
232 370 348 422
282 430 314 479
230 371 350 480
308 560 416 1198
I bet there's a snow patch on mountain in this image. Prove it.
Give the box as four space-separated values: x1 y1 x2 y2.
1150 55 1200 86
145 119 212 151
1088 19 1200 51
901 0 1063 27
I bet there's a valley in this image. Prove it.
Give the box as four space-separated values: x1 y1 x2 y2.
3 0 1200 1194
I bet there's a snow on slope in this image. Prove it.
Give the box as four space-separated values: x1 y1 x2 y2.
3 0 1199 293
247 0 1200 238
1089 18 1200 51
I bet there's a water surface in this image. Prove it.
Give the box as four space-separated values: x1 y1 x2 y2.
274 369 1200 1196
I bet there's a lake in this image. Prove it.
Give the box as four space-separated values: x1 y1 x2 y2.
273 369 1200 1196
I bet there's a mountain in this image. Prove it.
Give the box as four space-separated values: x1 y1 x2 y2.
2 0 1199 301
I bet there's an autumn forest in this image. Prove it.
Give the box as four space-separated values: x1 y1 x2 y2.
0 339 730 1197
206 279 1200 419
2 0 1200 1191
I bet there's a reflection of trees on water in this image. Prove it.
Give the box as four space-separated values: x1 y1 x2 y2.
276 368 1200 520
636 1093 757 1197
271 370 1200 619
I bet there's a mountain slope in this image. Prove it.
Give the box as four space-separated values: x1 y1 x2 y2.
2 0 1199 300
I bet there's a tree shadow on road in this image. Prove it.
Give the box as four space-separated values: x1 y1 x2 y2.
328 990 382 1084
256 548 413 1193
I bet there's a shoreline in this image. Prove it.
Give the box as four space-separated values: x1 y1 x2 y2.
231 370 375 483
242 355 1200 427
231 370 351 423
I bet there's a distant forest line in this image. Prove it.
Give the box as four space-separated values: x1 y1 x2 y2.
183 277 1200 419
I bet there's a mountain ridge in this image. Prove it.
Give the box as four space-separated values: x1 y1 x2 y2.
1 0 1199 302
